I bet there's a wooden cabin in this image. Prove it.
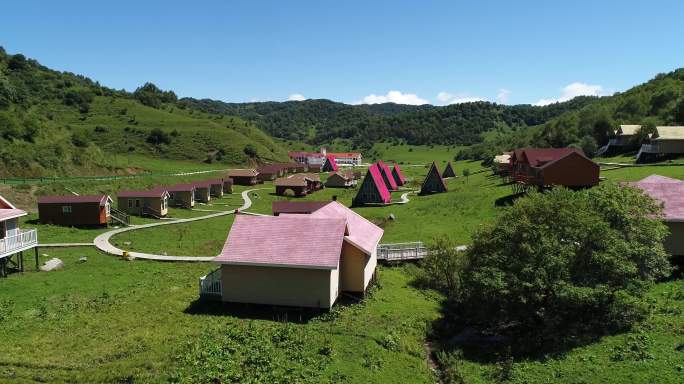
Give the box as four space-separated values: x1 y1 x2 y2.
193 181 212 203
37 195 112 226
201 202 383 308
161 184 196 208
377 161 398 191
637 126 684 162
223 178 234 194
228 169 259 185
117 189 170 217
257 164 286 182
511 148 599 190
307 163 323 173
325 171 356 188
322 155 339 172
275 176 309 197
206 179 225 197
353 164 391 206
392 164 406 186
283 162 308 173
0 195 38 277
420 162 448 195
442 162 456 178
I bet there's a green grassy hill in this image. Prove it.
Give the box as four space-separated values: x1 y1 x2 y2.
0 48 288 177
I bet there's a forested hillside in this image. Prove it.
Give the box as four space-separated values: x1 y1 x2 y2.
0 48 288 177
178 96 597 149
459 68 684 161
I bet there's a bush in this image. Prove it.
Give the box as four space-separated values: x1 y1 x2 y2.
417 236 466 294
146 128 171 145
445 183 671 351
243 144 258 158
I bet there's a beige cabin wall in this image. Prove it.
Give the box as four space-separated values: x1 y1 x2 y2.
220 264 336 308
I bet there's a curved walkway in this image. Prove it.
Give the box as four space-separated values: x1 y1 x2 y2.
93 188 265 262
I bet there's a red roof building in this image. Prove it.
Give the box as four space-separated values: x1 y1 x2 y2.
391 164 406 186
377 161 398 191
322 155 339 172
511 148 599 190
353 163 392 205
37 195 113 226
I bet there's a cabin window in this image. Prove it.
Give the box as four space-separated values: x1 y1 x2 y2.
128 199 133 208
135 199 140 208
62 206 73 214
170 192 175 200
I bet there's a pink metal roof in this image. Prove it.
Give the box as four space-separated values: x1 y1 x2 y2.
368 164 392 203
37 195 110 206
0 208 27 221
377 161 398 190
117 189 168 198
325 155 339 171
392 164 406 184
629 175 684 221
215 215 347 269
311 201 384 255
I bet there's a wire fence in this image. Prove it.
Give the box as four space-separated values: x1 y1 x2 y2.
0 168 230 185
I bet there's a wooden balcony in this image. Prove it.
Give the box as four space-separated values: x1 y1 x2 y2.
0 229 38 258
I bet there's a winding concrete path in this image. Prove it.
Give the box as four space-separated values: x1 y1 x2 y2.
93 188 265 262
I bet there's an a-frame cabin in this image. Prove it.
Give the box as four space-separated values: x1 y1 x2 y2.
377 161 398 191
322 155 339 172
353 164 391 206
420 162 448 195
442 162 456 178
392 164 406 186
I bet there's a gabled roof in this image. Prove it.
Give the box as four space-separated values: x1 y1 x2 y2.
290 173 320 182
377 161 398 190
311 201 384 255
537 150 596 170
617 125 642 136
159 184 195 192
328 171 351 181
323 155 339 172
368 164 392 203
258 164 286 174
37 194 112 206
392 164 406 185
0 208 26 221
275 177 308 187
0 195 17 209
203 178 225 186
442 162 456 178
519 148 584 167
215 215 347 269
627 175 684 221
118 189 169 198
228 169 258 177
652 126 684 140
272 201 332 215
192 180 213 189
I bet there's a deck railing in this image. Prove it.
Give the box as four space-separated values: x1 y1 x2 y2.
377 241 428 261
639 143 660 153
199 268 222 298
0 229 38 257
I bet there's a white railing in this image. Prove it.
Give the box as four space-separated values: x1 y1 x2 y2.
377 241 429 261
640 144 660 153
608 138 621 146
0 229 38 257
199 268 222 297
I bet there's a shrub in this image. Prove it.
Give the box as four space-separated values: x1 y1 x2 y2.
417 236 467 294
243 144 258 158
446 183 671 351
146 128 171 145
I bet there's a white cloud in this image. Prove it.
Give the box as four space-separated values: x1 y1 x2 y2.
534 82 603 106
354 90 429 105
496 89 511 104
435 91 485 105
287 93 306 101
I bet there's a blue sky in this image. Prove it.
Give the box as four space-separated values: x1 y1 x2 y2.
2 0 682 105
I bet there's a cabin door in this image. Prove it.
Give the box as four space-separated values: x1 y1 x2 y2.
0 221 5 239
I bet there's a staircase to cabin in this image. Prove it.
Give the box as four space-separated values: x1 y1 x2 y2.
142 206 163 219
109 207 131 226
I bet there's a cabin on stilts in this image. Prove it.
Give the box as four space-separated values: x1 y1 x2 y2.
420 162 448 195
0 195 38 278
392 164 406 186
353 164 391 206
442 162 456 178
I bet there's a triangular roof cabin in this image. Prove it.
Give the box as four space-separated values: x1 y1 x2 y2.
420 162 448 195
376 161 398 191
322 155 339 172
353 164 391 205
391 164 406 186
442 162 456 178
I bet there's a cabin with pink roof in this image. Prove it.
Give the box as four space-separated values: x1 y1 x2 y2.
201 201 383 308
37 194 113 226
0 195 38 277
353 163 392 206
192 181 212 203
392 164 406 186
322 155 339 172
117 189 170 217
626 174 684 257
377 161 398 191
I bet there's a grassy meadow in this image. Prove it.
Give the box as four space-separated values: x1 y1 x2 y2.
0 146 683 383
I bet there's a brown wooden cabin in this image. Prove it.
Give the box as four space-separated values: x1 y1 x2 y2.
228 169 259 185
117 189 170 217
257 164 286 182
223 178 234 194
206 179 225 197
283 162 308 173
37 195 112 226
325 171 357 188
293 173 322 191
193 181 212 203
160 184 195 208
510 148 599 190
275 177 309 197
